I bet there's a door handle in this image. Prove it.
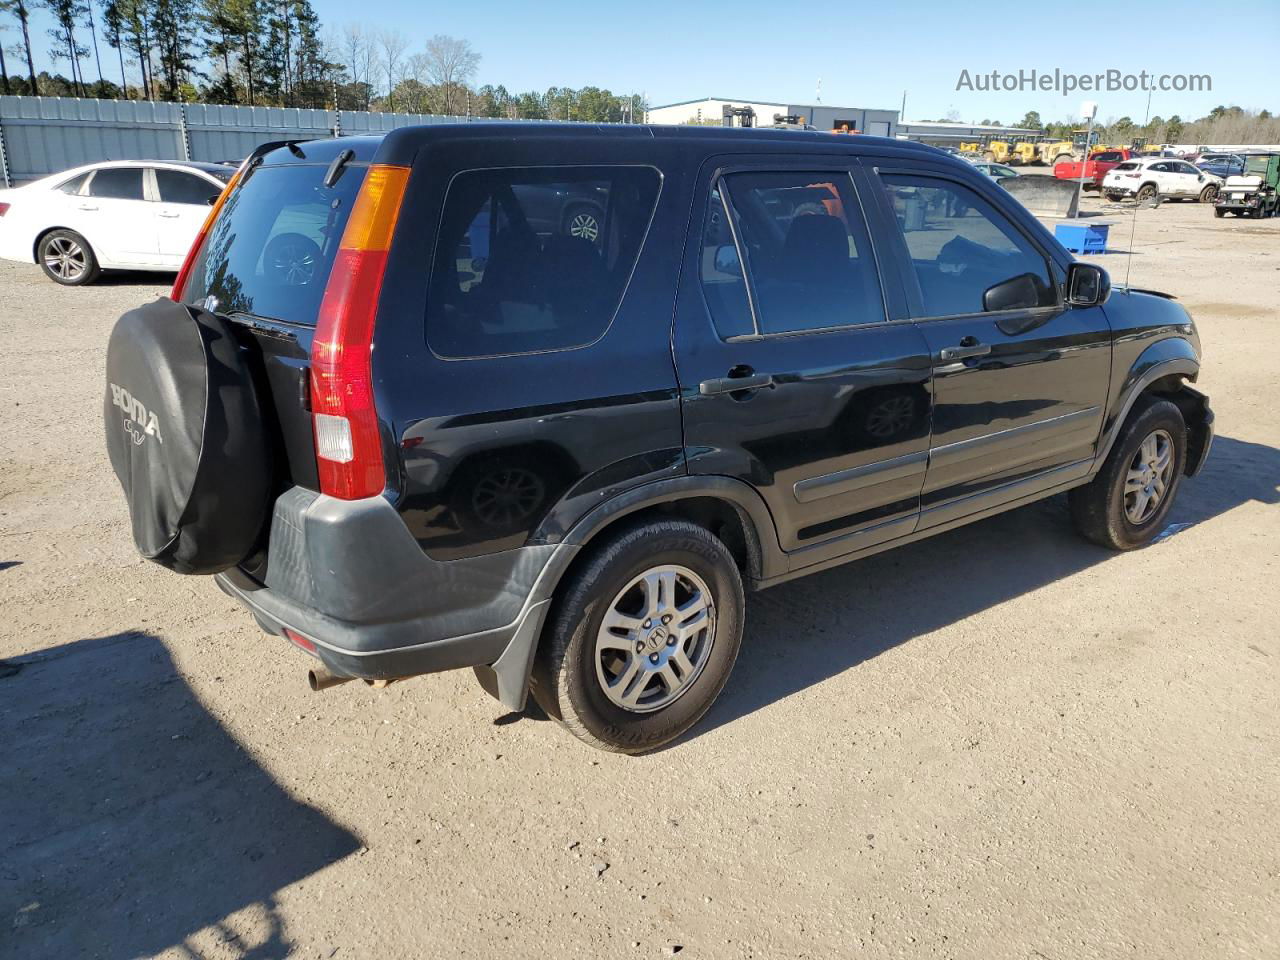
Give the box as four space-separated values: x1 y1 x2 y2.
77 204 98 212
158 211 180 218
699 370 774 396
938 341 991 362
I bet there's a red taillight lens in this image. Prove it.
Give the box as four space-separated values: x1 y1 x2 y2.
171 169 242 301
0 202 10 217
310 164 409 501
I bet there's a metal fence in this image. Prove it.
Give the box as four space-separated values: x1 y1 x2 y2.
0 96 550 186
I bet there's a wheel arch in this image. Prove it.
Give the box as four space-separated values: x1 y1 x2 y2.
32 225 81 263
476 476 786 711
1095 346 1201 471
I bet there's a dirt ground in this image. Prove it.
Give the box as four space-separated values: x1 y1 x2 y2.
1 193 1278 960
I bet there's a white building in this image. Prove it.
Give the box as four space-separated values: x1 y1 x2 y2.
646 97 899 138
895 120 1043 146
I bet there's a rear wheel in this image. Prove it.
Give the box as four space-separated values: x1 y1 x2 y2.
531 520 744 753
1198 184 1219 203
1214 207 1226 218
1136 183 1158 202
38 229 100 286
1069 398 1186 551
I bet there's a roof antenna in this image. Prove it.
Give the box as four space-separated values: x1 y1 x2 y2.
1123 94 1155 292
816 78 822 104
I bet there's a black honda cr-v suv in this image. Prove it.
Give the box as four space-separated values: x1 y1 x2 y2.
105 124 1213 753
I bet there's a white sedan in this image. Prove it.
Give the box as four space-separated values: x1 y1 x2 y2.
1101 158 1223 204
0 160 232 285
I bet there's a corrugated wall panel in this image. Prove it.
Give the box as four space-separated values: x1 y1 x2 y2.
0 97 560 185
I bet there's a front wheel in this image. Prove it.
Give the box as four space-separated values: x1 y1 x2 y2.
1214 207 1226 218
531 520 744 753
38 229 100 286
1069 398 1186 550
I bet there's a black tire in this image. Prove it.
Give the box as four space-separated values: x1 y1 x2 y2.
1198 184 1219 203
1136 183 1158 202
1213 207 1226 218
531 519 744 754
561 204 603 244
38 229 101 286
1105 191 1126 203
1068 398 1186 551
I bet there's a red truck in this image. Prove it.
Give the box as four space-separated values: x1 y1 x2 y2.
1054 149 1137 191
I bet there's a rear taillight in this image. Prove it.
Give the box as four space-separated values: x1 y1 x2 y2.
310 164 409 501
171 169 242 301
0 202 10 217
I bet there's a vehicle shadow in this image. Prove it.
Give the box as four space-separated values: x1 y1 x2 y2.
0 631 361 958
691 434 1279 741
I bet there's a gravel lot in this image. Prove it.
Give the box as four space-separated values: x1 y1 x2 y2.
2 194 1278 960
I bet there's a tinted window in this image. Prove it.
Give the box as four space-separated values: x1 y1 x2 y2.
719 171 884 334
426 167 660 358
56 173 89 195
880 174 1055 317
87 167 144 200
1114 162 1140 171
155 168 222 205
699 185 754 338
1094 152 1123 163
182 163 367 326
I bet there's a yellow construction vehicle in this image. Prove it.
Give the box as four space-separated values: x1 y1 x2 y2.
1038 138 1077 166
1009 140 1040 165
981 141 1014 163
958 140 984 154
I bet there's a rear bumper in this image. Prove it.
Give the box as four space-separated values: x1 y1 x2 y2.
215 486 563 682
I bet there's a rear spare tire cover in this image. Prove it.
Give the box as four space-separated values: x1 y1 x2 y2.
104 298 270 574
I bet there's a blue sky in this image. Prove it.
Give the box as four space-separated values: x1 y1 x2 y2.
10 0 1278 122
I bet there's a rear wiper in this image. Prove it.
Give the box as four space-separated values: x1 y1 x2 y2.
324 148 355 188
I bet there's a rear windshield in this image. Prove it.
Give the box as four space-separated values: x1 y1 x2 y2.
182 163 368 326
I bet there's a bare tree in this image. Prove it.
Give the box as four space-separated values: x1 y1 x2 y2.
420 33 478 115
376 27 405 111
336 24 372 109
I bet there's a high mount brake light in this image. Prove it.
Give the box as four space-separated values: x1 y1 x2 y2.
170 169 243 301
310 164 410 501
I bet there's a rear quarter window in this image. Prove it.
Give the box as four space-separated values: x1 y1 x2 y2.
1114 162 1140 171
425 166 661 359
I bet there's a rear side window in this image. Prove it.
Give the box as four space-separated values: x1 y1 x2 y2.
426 166 661 358
56 173 89 195
718 170 884 335
698 185 754 338
1094 152 1122 163
155 169 222 205
182 163 368 325
880 174 1055 317
88 167 144 200
1114 162 1140 171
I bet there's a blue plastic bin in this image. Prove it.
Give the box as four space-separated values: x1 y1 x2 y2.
1054 221 1109 254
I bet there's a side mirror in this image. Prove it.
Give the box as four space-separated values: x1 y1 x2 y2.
1067 262 1111 307
713 243 741 274
982 272 1043 312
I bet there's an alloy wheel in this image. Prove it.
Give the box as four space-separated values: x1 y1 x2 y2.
1124 428 1174 524
594 564 716 713
44 236 86 281
568 211 600 243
